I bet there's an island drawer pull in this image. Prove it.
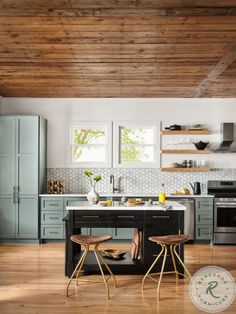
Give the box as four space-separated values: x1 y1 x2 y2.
82 215 100 218
117 215 135 219
152 215 170 219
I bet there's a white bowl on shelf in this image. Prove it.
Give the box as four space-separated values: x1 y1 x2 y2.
163 162 178 168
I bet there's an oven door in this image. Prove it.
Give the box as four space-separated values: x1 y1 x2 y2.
214 202 236 232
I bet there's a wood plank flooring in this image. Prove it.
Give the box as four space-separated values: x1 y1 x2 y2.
0 243 235 314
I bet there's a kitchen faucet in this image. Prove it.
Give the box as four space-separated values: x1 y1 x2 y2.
110 174 119 194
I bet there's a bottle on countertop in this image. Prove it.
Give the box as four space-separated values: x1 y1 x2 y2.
159 183 166 204
121 195 126 205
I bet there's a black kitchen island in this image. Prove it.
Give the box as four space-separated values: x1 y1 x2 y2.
65 202 185 277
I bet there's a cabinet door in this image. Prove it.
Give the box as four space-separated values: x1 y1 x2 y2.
17 196 38 238
17 117 38 195
0 116 16 195
0 197 16 238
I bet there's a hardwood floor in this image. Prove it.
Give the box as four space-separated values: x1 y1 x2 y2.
0 243 235 314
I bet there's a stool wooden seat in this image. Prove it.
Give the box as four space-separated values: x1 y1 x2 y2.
66 234 116 299
71 234 112 245
149 234 189 245
142 234 191 300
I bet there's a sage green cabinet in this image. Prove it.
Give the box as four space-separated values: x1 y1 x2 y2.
0 116 47 240
40 197 64 240
0 197 15 238
40 196 133 240
195 198 213 242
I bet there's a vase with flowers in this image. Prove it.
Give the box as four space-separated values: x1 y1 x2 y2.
84 170 102 205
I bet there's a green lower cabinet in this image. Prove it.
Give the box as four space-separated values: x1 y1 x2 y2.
0 196 38 239
90 228 113 237
195 225 213 240
195 198 213 242
113 228 133 240
40 196 137 240
41 225 64 239
0 197 16 238
17 197 38 238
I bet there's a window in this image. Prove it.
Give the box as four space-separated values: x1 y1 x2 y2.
114 121 160 168
68 121 112 167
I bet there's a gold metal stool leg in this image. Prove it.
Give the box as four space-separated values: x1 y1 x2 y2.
142 244 165 291
170 244 178 285
75 244 89 286
66 245 89 297
173 244 191 279
156 244 167 301
96 248 117 288
93 244 110 300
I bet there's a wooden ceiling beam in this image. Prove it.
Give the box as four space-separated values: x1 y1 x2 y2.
1 0 236 17
194 44 236 97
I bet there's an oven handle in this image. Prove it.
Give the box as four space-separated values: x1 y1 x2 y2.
215 203 236 206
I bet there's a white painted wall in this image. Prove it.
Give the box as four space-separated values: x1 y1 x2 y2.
1 97 236 167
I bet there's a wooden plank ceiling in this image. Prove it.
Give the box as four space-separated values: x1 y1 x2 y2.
1 0 236 97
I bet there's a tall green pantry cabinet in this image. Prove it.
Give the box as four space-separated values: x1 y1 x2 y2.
0 116 47 241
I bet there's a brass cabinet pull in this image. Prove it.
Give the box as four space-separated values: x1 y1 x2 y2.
152 215 170 219
82 215 100 218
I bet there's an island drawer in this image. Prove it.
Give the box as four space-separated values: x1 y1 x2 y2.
73 210 144 228
145 211 181 228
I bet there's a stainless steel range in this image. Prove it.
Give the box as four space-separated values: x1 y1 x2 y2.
208 180 236 244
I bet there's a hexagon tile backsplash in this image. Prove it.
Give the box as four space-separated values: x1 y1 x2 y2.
46 168 236 195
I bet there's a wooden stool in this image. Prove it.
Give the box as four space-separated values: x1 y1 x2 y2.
66 235 116 299
142 234 191 300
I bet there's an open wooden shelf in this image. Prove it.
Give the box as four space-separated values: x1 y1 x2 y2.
161 130 211 135
161 149 211 154
161 167 210 172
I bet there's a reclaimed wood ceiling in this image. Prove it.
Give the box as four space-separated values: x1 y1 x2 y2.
1 1 236 97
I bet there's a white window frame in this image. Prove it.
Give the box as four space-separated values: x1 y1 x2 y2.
67 121 112 168
113 121 160 168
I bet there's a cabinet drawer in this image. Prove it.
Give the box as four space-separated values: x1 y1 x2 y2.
74 210 144 228
64 197 88 208
195 225 213 240
41 225 64 239
41 198 63 211
196 212 213 225
195 198 213 210
41 211 64 224
145 211 180 230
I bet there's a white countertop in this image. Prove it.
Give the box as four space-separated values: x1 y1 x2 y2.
66 200 186 211
40 193 213 198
